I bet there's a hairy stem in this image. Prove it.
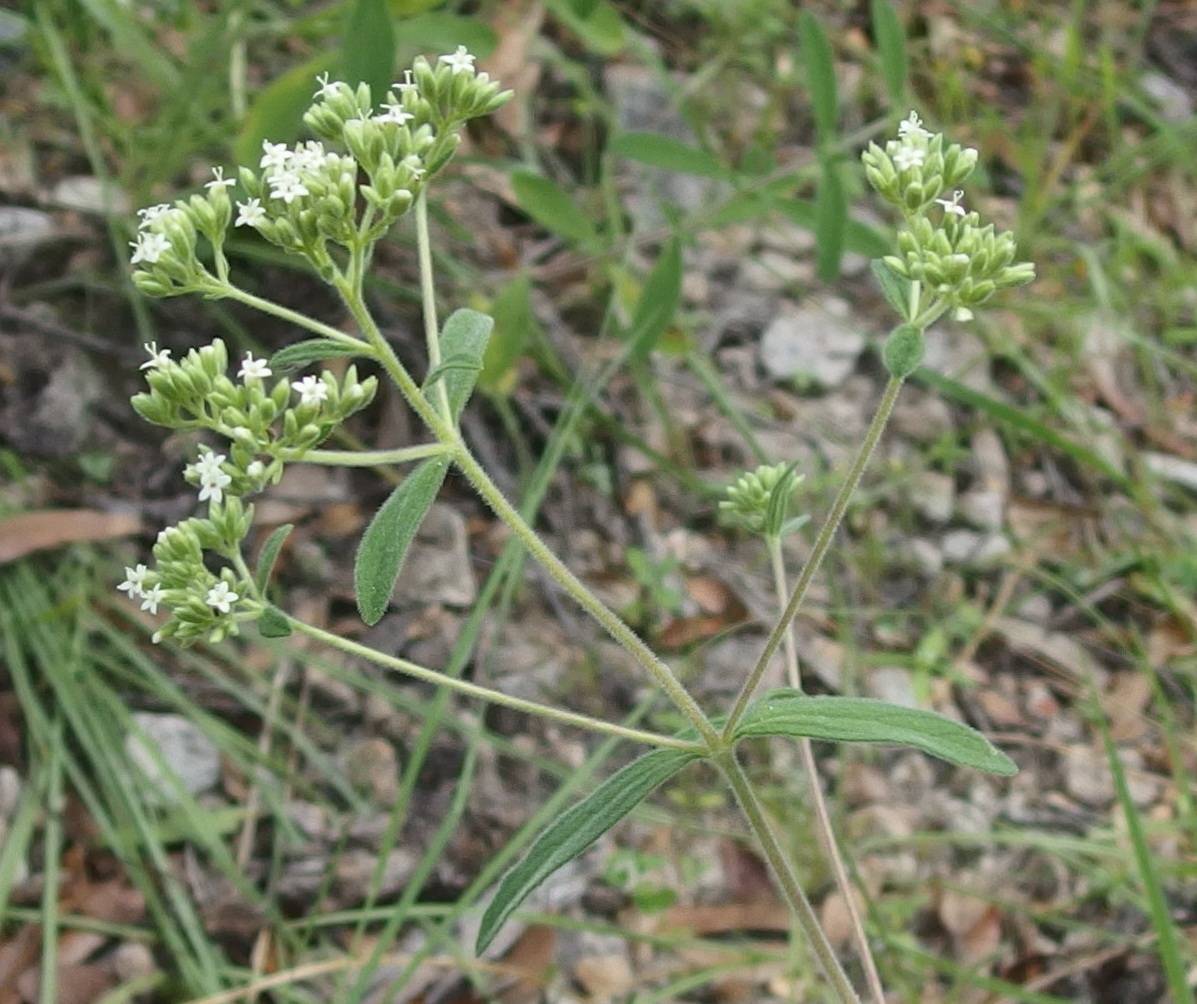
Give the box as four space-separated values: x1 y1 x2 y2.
286 617 700 752
284 444 448 467
414 191 451 423
769 536 885 1004
723 375 905 737
716 750 861 1004
218 283 371 350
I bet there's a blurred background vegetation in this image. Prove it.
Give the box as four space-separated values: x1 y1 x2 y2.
0 1 1195 1001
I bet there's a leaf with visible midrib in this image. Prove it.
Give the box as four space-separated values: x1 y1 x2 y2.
476 747 700 953
269 339 366 373
735 691 1017 775
437 309 494 420
510 170 597 246
354 456 449 625
254 524 294 593
798 11 838 147
870 0 908 101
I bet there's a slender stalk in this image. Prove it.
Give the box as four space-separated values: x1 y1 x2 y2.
286 617 701 753
769 536 885 1004
414 191 452 423
219 282 372 350
716 750 861 1004
284 444 448 467
723 375 905 737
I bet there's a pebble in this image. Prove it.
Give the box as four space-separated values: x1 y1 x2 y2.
392 503 476 607
1062 744 1115 807
910 470 955 524
941 530 1011 568
125 713 221 802
1144 452 1197 492
866 667 917 708
0 207 55 268
0 765 21 818
759 298 865 387
958 488 1005 530
47 175 129 215
902 537 944 576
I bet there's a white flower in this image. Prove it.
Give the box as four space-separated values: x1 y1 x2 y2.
205 581 238 614
375 102 414 126
935 189 966 216
139 341 172 370
314 71 340 100
898 111 931 144
238 353 271 380
260 141 292 173
269 172 309 204
129 231 170 265
893 144 925 172
137 203 172 228
140 583 165 615
118 564 149 598
400 155 425 179
290 141 327 173
439 45 475 74
205 166 236 190
394 70 417 95
235 197 267 228
191 451 232 504
292 375 329 406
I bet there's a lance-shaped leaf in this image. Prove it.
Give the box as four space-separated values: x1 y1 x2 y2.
436 309 494 420
254 523 294 593
269 339 367 374
354 456 449 625
735 691 1017 775
476 747 700 954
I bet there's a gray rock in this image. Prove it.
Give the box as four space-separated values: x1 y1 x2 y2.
910 470 955 524
1142 72 1193 122
0 207 55 268
125 713 221 802
902 537 944 576
393 503 476 607
923 325 994 394
759 299 865 387
941 530 1011 568
740 249 813 292
958 488 1005 530
1144 452 1197 492
866 667 917 708
47 175 130 215
892 389 955 443
1062 745 1114 807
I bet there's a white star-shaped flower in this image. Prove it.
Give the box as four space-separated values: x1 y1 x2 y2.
140 583 165 615
893 144 925 172
205 166 236 190
292 375 328 406
238 353 272 380
269 172 309 204
235 198 267 228
260 141 292 173
898 111 930 144
394 70 417 95
314 71 340 100
137 203 172 228
129 231 171 265
439 45 475 73
375 102 414 126
139 341 173 370
205 581 239 614
118 564 149 598
935 189 966 217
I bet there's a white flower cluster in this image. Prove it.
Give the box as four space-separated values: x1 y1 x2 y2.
117 563 165 614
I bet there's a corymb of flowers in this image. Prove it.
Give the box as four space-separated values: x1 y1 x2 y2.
117 49 510 645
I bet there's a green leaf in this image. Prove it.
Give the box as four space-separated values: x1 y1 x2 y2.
476 748 699 953
269 339 366 374
254 524 294 593
870 0 908 100
735 691 1017 775
234 53 336 166
798 11 838 147
814 157 846 281
776 199 890 258
544 0 626 55
389 11 496 58
257 606 292 638
608 132 729 179
437 308 494 420
510 170 597 247
343 0 395 102
871 258 912 320
479 276 539 397
626 237 682 361
354 456 449 625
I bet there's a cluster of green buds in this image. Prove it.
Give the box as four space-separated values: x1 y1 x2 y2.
130 48 511 293
118 338 376 643
861 112 1035 377
719 463 809 538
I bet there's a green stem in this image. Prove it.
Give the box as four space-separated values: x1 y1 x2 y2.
415 190 452 423
286 617 699 752
716 750 861 1004
284 444 448 467
723 375 905 738
219 283 371 350
768 536 885 1004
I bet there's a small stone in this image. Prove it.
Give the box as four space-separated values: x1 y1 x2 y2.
111 942 156 982
1142 72 1193 122
941 530 1011 568
342 737 401 803
0 207 55 268
574 952 635 1000
958 488 1005 530
892 389 955 443
1062 745 1114 807
392 503 476 607
759 299 866 387
902 537 944 576
740 249 813 291
866 667 917 708
48 176 130 215
0 766 21 818
125 713 221 802
1144 452 1197 492
910 470 955 524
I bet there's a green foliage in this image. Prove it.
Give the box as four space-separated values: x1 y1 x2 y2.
257 606 293 638
543 0 627 54
626 238 682 361
343 0 396 102
608 132 729 179
234 53 336 166
476 748 700 953
882 323 925 378
871 258 913 319
254 524 294 593
436 308 494 420
814 156 846 280
734 691 1017 775
870 0 907 100
479 276 539 397
354 456 450 625
269 339 369 374
798 11 837 147
511 169 598 246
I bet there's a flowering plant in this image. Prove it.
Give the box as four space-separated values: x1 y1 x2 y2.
118 51 1031 1002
